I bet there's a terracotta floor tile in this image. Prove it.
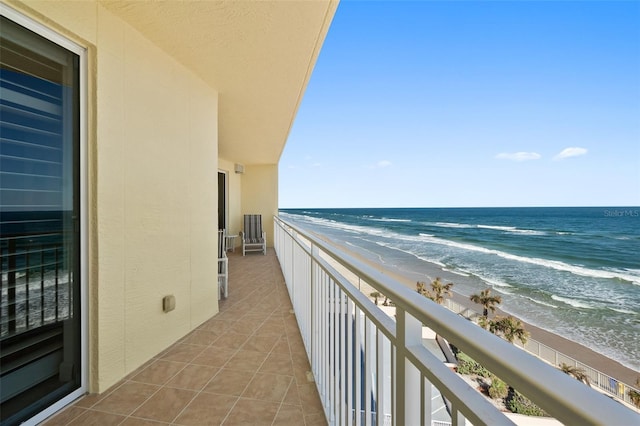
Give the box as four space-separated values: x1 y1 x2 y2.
91 381 159 416
181 329 220 346
294 366 314 385
213 331 250 350
67 409 126 425
227 349 268 372
255 322 286 338
41 406 86 425
130 360 186 385
120 417 170 425
203 368 255 396
242 372 292 403
271 336 291 354
191 347 236 368
273 404 305 425
298 383 324 416
159 343 205 363
240 335 279 353
305 412 328 426
131 387 196 422
229 318 263 335
282 382 301 406
72 392 104 409
222 397 279 425
199 319 233 334
259 351 294 375
165 364 219 390
173 392 237 425
291 351 312 370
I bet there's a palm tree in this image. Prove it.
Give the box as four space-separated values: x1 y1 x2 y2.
470 288 502 318
559 363 591 386
416 281 427 295
370 291 381 305
489 316 529 345
424 277 453 305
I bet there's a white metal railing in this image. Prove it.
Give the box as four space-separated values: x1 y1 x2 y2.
442 299 640 408
274 216 640 426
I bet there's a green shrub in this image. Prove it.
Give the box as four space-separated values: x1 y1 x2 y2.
488 375 508 400
506 390 548 416
456 352 491 377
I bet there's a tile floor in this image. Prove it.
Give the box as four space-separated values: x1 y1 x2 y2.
42 250 326 425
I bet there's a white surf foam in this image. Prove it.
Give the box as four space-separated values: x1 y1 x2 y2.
551 295 598 310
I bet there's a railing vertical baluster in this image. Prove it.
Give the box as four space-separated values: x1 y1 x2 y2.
40 243 45 324
340 288 346 424
395 308 421 425
0 241 3 335
334 284 339 424
310 244 316 383
376 330 387 425
390 345 395 426
452 406 466 426
8 239 17 333
55 245 59 321
364 317 372 426
354 305 362 426
26 247 30 328
326 273 332 421
347 297 354 426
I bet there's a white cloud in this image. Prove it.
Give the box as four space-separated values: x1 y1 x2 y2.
366 160 392 169
553 147 588 160
495 152 542 162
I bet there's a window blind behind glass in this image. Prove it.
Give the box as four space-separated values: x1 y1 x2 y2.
1 15 77 336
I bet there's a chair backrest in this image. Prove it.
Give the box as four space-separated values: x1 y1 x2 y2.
218 229 226 258
243 215 263 240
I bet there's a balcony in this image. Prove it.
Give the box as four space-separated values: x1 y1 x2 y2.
41 252 326 425
34 217 640 425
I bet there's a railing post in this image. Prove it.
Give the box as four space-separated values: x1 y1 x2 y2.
395 308 421 426
310 243 317 388
7 238 17 333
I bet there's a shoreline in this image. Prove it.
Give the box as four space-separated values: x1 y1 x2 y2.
311 231 640 386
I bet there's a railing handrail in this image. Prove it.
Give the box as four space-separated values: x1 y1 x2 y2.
274 215 640 425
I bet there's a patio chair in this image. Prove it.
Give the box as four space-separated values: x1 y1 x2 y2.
240 214 266 255
218 229 228 298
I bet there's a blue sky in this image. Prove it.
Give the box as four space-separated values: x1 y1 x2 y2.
279 0 640 208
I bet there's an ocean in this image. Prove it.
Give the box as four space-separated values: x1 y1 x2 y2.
279 207 640 372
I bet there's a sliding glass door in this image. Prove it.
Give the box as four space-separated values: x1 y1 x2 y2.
1 13 83 425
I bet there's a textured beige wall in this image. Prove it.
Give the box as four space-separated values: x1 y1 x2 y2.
8 1 220 392
241 165 278 248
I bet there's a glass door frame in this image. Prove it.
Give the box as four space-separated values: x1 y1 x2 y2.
0 4 88 424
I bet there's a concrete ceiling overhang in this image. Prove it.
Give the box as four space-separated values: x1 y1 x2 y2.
100 0 338 165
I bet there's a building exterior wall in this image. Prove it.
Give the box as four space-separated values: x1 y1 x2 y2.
241 164 279 248
6 1 220 393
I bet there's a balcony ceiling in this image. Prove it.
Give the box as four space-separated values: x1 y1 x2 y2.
100 0 338 165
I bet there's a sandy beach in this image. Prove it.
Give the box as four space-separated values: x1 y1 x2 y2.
312 232 640 388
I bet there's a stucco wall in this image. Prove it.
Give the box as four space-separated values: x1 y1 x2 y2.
241 164 279 248
8 1 220 392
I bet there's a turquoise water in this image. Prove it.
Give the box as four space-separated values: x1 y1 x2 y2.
280 207 640 372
